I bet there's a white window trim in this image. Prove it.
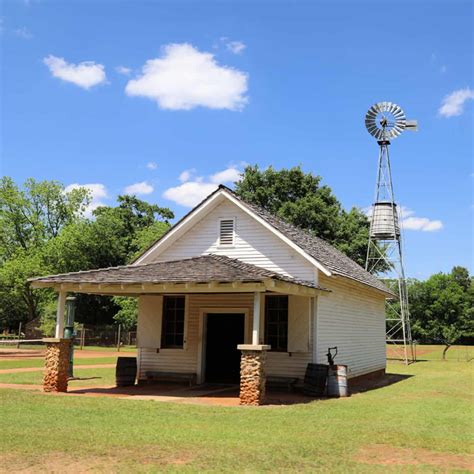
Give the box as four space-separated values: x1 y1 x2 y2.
159 294 189 352
217 217 236 248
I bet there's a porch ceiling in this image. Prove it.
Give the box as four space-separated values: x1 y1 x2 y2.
28 255 329 297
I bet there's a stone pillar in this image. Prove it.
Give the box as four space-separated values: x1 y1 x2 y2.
237 344 270 406
43 338 71 393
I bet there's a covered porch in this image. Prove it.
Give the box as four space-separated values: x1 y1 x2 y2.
29 255 328 405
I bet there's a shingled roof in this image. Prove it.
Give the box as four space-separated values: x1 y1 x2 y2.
223 187 392 295
134 185 393 296
29 254 325 291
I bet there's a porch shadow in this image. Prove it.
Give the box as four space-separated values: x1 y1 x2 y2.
65 373 414 406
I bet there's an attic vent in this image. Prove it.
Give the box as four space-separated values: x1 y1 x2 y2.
219 219 235 245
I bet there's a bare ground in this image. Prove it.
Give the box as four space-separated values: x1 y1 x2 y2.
355 444 474 471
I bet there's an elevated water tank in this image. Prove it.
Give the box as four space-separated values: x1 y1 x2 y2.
370 202 400 240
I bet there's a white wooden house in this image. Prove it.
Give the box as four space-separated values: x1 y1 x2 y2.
30 185 393 404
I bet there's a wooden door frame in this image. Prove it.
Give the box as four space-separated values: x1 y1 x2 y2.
197 307 249 384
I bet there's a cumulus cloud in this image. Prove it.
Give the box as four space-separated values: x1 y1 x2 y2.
124 181 154 195
399 207 443 232
438 87 474 117
210 167 241 184
116 65 131 75
163 166 242 207
65 183 108 217
146 161 158 170
43 55 107 89
402 216 443 231
125 43 248 110
163 181 218 207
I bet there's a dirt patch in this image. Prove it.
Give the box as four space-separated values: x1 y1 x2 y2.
355 444 474 471
0 348 136 361
0 364 115 374
0 447 193 473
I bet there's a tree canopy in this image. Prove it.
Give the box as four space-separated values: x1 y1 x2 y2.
408 266 473 357
234 165 371 266
0 177 172 330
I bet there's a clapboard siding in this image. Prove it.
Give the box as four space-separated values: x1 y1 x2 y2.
315 275 386 378
138 293 313 381
152 201 316 282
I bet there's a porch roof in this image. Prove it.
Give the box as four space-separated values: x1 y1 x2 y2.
28 255 329 296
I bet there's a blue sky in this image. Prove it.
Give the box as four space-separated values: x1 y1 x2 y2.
1 0 473 279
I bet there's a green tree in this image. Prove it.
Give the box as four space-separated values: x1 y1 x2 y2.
44 196 173 326
408 267 473 358
0 178 90 328
234 165 371 266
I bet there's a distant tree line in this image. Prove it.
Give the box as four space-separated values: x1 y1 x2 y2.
1 167 472 349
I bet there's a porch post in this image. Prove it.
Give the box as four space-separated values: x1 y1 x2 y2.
55 291 66 338
42 338 71 392
237 344 270 406
252 291 261 345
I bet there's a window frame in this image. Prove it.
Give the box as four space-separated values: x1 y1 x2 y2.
264 295 288 352
161 295 187 349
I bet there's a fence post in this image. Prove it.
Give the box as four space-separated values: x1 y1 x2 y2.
80 324 85 350
117 324 121 352
17 322 22 349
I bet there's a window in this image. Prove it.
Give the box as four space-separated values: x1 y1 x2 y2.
219 218 234 246
161 296 185 348
264 295 288 352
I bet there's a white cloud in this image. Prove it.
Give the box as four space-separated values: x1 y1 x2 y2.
399 207 442 232
210 167 241 184
163 181 218 207
402 217 443 232
163 166 243 207
226 40 246 55
15 27 33 39
146 161 158 170
65 183 108 217
178 168 196 183
116 65 131 75
43 55 107 90
125 43 248 110
438 87 474 118
124 181 154 195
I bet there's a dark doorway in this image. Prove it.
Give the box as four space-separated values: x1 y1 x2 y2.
205 313 245 384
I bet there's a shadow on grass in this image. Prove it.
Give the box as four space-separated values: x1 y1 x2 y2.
351 373 413 395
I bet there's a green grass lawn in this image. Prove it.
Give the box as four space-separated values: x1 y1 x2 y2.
0 347 472 472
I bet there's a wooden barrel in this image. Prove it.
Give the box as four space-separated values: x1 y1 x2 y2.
116 357 137 387
327 364 349 397
303 363 328 396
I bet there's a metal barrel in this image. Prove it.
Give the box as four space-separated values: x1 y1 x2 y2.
303 363 328 396
370 202 400 239
327 364 349 397
115 357 137 387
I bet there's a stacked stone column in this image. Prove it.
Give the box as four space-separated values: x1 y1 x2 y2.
237 344 270 406
43 338 71 392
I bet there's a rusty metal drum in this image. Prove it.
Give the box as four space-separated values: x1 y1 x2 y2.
327 364 349 397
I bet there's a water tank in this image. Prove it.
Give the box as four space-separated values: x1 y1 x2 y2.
370 202 400 239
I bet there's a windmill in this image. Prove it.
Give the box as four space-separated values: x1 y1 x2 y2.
364 102 417 364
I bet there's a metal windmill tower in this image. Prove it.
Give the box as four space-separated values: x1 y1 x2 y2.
364 102 417 364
